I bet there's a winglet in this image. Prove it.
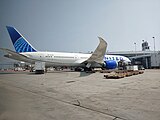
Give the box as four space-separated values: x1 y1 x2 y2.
87 37 107 64
6 26 37 53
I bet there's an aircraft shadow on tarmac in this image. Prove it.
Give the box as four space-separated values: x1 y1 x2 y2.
26 71 93 77
79 72 93 77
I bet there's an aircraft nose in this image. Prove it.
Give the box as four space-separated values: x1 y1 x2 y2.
127 59 131 64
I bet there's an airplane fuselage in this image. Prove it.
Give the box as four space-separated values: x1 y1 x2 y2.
19 51 130 68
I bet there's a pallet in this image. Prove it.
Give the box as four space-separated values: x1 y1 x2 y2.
104 70 144 79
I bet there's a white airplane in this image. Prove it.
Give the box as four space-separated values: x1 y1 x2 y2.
0 26 130 71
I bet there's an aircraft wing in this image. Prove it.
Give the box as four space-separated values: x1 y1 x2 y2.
83 37 107 68
0 48 35 63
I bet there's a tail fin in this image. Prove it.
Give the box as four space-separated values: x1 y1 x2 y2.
6 26 37 53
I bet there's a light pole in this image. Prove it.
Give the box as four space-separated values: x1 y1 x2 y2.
142 40 145 68
152 37 155 52
152 37 157 67
134 42 136 56
134 42 136 52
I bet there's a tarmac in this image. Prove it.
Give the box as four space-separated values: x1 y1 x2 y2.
0 69 160 120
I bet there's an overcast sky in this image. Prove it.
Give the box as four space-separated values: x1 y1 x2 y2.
0 0 160 54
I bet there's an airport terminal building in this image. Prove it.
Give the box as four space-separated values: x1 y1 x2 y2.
107 41 160 69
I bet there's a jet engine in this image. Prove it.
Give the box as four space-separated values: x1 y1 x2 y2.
103 60 118 69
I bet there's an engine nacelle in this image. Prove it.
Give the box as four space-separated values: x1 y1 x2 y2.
103 60 118 69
